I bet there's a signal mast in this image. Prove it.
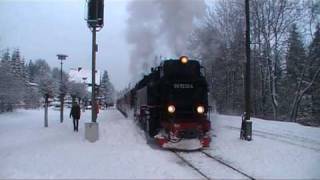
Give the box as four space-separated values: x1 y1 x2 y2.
85 0 104 142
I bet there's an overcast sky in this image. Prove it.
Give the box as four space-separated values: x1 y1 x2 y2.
0 0 131 90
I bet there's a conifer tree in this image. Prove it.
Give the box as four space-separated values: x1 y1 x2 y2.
100 71 115 107
308 25 320 123
0 49 25 112
286 24 307 121
286 24 307 83
286 24 320 122
27 60 37 82
11 49 22 76
1 49 10 63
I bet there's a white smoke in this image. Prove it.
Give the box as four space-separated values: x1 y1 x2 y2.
126 0 159 80
157 0 206 56
126 0 206 81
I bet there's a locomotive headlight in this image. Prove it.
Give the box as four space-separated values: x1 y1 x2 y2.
168 105 176 113
197 106 205 114
180 56 188 64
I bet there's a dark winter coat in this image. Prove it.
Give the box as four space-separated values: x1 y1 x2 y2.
70 104 81 120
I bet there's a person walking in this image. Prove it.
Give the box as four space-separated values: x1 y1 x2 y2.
70 102 81 132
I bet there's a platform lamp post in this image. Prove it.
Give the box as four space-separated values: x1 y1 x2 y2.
240 0 252 141
85 0 104 142
57 54 68 123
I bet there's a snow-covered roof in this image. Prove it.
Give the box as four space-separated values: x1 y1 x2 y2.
69 68 101 85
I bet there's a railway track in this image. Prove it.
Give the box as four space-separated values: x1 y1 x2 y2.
200 151 255 179
224 125 320 152
171 150 255 180
227 125 320 146
172 151 211 180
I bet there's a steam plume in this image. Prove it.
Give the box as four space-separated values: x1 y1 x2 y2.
126 0 206 81
126 0 159 80
157 0 206 56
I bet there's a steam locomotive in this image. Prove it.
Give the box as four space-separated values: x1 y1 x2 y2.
117 56 211 150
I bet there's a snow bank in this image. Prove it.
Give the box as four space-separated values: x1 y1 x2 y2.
208 114 320 179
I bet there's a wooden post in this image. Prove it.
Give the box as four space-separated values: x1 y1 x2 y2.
240 0 252 141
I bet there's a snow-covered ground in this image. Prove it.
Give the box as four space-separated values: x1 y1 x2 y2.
207 114 320 179
0 108 319 179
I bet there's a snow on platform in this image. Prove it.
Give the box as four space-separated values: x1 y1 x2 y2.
0 108 319 179
0 108 199 179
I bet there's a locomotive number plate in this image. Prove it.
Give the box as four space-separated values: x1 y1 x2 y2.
173 83 194 89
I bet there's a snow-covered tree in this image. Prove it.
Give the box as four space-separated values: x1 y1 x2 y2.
23 85 41 109
32 60 57 98
52 67 69 96
0 49 26 112
0 69 23 111
20 60 40 108
27 59 56 126
69 82 87 103
189 0 246 114
100 70 115 106
38 71 57 127
27 60 37 82
1 49 10 63
188 0 319 123
32 59 51 81
38 75 57 99
10 49 30 87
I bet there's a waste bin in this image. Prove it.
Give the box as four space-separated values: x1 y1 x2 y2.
85 122 99 142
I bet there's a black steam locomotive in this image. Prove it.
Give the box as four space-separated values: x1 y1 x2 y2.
117 56 211 150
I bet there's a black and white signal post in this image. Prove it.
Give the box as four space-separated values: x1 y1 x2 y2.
85 0 104 142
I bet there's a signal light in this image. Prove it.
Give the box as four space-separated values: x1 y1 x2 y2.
87 0 104 28
168 105 175 113
180 56 188 64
